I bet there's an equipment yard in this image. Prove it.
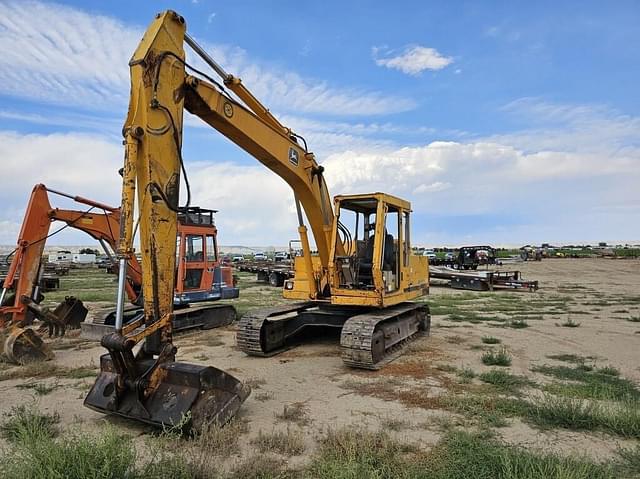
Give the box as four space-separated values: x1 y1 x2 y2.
1 257 638 477
1 3 638 478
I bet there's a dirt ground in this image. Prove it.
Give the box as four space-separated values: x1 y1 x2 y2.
1 258 638 465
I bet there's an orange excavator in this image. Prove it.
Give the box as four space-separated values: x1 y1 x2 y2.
0 184 237 363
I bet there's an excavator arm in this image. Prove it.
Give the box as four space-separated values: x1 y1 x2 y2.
85 11 249 429
0 184 123 362
0 184 141 325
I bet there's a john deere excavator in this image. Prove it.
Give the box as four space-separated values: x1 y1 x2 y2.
85 10 428 428
0 183 237 363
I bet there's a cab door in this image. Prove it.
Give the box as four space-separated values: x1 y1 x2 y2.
181 234 205 293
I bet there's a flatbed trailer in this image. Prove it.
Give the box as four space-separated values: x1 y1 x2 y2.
430 266 538 292
236 260 294 287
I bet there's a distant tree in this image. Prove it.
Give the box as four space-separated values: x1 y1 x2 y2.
79 248 99 255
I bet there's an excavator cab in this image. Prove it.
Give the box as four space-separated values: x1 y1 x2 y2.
174 207 238 305
328 193 428 307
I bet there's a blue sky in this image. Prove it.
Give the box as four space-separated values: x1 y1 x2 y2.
0 0 638 248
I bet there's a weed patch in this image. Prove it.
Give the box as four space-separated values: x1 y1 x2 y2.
251 428 305 455
533 364 640 401
276 402 309 425
527 395 640 439
457 367 476 384
481 347 512 366
479 369 535 394
0 404 59 444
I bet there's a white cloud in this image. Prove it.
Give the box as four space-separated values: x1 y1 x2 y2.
0 0 137 109
1 98 639 247
373 45 453 75
0 220 21 245
188 162 299 246
0 1 414 116
0 131 123 219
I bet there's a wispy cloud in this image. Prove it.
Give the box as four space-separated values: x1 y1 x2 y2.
1 97 639 246
0 1 415 116
0 0 136 109
0 131 123 212
373 45 453 75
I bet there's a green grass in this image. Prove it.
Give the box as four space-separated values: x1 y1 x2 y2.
0 426 148 479
425 430 617 479
2 403 636 479
532 364 640 401
226 272 288 317
481 336 501 344
481 347 512 366
457 367 476 384
307 427 417 478
308 427 620 479
0 404 59 444
527 395 640 439
43 268 118 304
435 394 528 422
547 353 592 364
617 444 640 475
479 370 535 394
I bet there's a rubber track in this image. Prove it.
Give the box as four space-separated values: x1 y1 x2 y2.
236 302 314 356
341 303 430 370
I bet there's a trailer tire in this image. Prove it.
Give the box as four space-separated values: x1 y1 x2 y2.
269 272 284 287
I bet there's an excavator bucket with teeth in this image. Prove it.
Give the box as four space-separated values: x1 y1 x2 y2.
84 354 250 430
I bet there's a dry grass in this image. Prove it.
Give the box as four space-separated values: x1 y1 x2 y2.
0 360 97 381
380 417 411 431
251 428 306 455
254 391 274 402
228 454 289 479
276 402 310 426
245 377 267 389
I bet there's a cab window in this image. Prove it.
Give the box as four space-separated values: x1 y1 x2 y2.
206 235 217 262
185 235 204 262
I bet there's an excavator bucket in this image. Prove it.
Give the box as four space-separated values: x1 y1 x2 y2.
50 296 88 330
3 327 53 364
84 354 250 430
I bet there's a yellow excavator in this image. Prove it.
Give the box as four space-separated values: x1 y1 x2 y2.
85 10 429 427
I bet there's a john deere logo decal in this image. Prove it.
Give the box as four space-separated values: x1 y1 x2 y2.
288 147 299 166
223 102 234 118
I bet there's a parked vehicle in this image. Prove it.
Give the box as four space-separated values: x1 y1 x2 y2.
274 251 290 262
423 250 436 260
253 252 267 261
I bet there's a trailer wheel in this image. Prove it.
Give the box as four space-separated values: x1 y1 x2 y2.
269 272 284 287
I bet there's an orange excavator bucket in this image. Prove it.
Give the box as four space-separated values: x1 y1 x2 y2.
2 296 87 364
3 327 53 364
